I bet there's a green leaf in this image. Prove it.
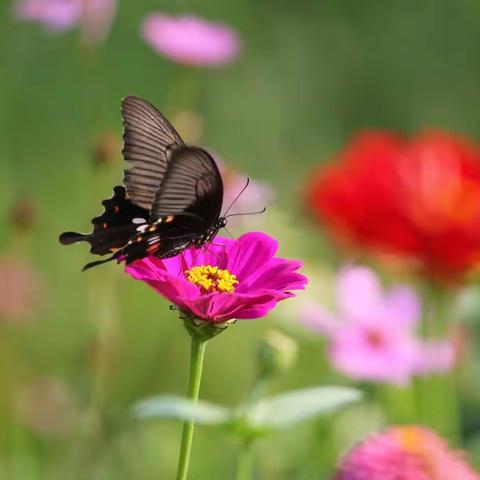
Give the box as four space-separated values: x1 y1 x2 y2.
245 386 361 430
133 395 232 426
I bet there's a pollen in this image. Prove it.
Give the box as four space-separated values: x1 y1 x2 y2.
185 265 238 293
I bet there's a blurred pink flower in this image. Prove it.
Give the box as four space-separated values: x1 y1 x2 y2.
16 377 79 437
14 0 116 43
220 162 274 228
334 426 480 480
302 265 453 386
125 232 306 323
141 13 241 67
81 0 117 44
14 0 81 31
0 256 43 322
413 340 455 375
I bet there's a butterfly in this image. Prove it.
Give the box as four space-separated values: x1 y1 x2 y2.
59 96 227 271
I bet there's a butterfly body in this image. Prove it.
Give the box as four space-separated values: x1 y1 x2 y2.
59 96 226 270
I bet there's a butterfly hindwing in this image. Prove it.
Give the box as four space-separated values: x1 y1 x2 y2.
151 146 223 231
59 186 149 255
82 223 195 271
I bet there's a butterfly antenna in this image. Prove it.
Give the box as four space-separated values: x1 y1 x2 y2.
225 207 266 218
222 178 250 216
223 226 236 240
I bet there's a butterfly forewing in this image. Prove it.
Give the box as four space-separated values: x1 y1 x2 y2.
122 96 185 210
151 147 223 231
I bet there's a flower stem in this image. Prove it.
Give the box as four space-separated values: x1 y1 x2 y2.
419 284 460 441
176 334 208 480
235 439 254 480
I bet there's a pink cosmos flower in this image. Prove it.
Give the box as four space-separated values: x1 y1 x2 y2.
125 232 306 323
302 265 453 386
14 0 81 31
141 14 241 67
222 168 274 226
334 426 480 480
14 0 116 43
16 376 79 438
213 157 274 228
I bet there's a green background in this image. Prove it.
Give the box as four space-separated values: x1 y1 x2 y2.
1 1 480 478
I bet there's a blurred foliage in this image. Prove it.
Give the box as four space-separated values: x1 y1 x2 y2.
1 0 480 478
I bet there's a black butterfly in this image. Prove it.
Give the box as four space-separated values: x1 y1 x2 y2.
59 96 226 271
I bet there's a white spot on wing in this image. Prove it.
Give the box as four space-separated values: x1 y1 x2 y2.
148 236 160 244
132 218 147 224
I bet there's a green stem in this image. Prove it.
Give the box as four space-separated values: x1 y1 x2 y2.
419 284 460 441
176 334 208 480
235 439 254 480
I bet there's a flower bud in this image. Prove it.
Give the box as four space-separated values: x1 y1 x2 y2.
10 195 38 233
92 132 119 167
257 329 298 378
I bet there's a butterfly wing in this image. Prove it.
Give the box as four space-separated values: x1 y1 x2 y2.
151 146 224 233
122 95 185 210
59 186 150 255
93 149 224 270
60 99 223 271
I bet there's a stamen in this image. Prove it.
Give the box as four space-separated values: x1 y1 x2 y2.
185 265 239 293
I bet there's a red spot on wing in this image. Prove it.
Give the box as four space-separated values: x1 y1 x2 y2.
146 241 161 254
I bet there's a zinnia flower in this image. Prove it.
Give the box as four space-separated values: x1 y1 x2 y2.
306 130 480 281
141 13 241 67
334 426 480 480
14 0 116 44
125 232 307 323
302 265 453 385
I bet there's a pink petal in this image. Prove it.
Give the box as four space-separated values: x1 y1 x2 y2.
383 285 421 328
141 13 241 67
239 258 305 291
336 265 383 321
300 301 340 336
14 0 82 31
186 290 287 322
414 340 455 375
226 231 278 283
329 322 419 386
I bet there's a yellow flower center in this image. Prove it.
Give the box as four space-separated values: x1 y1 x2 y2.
396 427 436 478
185 265 239 293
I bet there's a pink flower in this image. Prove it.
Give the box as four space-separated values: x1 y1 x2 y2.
125 232 307 323
0 256 43 322
14 0 81 31
141 13 241 67
218 160 274 228
16 376 79 438
81 0 117 45
302 266 453 386
334 426 480 480
14 0 116 43
414 341 455 375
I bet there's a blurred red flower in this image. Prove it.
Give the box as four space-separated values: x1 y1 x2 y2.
306 130 480 281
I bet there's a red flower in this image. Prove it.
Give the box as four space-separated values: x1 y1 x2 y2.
306 130 480 281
